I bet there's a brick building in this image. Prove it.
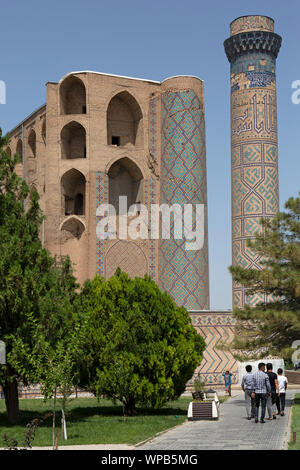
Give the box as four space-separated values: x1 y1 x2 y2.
6 15 283 388
7 73 209 311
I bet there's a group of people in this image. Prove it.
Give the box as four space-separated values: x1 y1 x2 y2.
241 363 288 423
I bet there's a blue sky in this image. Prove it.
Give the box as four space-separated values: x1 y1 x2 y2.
1 0 299 309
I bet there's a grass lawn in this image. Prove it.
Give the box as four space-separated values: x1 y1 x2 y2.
0 395 227 448
289 393 300 450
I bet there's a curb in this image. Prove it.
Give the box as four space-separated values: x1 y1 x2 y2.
282 392 295 450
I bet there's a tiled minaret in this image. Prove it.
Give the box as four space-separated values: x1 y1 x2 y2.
224 16 282 308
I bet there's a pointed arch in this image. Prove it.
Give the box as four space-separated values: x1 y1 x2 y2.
28 129 36 158
60 217 85 239
61 169 86 216
41 119 46 143
108 157 144 215
107 91 143 148
16 139 23 160
15 139 23 177
61 121 86 159
60 75 86 115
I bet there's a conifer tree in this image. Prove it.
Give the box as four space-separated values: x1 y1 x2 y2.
229 194 300 360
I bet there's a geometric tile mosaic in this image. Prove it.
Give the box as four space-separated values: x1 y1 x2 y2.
190 311 238 386
96 171 108 278
229 40 280 307
159 90 209 310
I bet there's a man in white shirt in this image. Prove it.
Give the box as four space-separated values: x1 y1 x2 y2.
277 368 288 416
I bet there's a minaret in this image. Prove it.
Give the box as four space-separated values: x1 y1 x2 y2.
224 16 282 308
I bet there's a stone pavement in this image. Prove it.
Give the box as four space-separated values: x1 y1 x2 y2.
138 390 297 451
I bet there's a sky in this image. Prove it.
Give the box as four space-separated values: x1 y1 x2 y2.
0 0 299 309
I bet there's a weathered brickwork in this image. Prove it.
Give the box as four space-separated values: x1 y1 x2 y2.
8 73 210 310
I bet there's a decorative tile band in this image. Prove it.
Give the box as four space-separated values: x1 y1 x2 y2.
149 96 158 162
145 178 158 281
231 52 275 76
96 171 108 277
230 15 274 36
159 90 209 310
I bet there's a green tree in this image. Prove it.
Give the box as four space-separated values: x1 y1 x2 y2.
78 269 205 415
0 130 78 423
32 323 84 448
229 193 300 360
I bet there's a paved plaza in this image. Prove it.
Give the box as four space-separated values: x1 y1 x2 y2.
138 390 296 451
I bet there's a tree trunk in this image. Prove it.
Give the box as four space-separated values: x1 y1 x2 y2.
3 377 19 424
124 397 136 416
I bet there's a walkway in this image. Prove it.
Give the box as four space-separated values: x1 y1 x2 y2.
138 390 296 451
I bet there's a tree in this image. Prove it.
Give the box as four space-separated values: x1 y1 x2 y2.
229 193 300 361
78 269 205 415
0 130 78 423
33 325 84 448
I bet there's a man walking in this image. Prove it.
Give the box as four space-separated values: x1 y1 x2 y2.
251 363 271 423
241 365 255 420
266 363 279 420
277 368 288 416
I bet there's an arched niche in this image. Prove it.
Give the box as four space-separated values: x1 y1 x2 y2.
61 121 86 159
61 169 86 216
60 75 86 115
107 91 143 148
28 129 36 158
6 146 11 157
41 119 46 144
108 157 143 215
16 139 23 160
15 139 23 177
61 217 85 240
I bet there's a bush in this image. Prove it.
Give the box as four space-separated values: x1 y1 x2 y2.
78 269 206 415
